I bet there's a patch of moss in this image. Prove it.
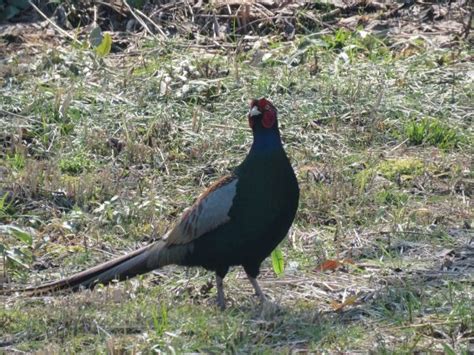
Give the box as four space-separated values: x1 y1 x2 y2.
378 158 424 180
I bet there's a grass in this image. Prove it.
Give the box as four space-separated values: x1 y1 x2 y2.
405 118 463 149
0 20 473 353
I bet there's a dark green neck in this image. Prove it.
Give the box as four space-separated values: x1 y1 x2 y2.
250 126 283 153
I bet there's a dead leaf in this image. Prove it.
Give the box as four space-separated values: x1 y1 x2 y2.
317 259 342 271
316 259 354 272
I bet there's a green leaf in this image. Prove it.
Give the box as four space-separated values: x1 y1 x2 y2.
95 32 112 57
442 344 456 355
443 343 456 355
271 247 285 276
10 227 33 245
5 249 30 269
0 192 7 210
0 225 33 245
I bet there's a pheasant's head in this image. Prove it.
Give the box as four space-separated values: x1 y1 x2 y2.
248 98 278 131
247 98 282 151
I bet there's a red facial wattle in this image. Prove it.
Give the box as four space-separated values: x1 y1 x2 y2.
248 98 276 129
262 110 276 128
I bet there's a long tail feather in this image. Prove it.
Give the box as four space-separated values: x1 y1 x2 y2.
2 244 155 296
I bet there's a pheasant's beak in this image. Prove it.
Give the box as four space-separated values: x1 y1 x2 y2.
249 106 261 117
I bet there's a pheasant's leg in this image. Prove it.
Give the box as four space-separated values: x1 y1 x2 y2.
216 274 226 310
243 264 265 302
215 267 229 310
246 274 266 302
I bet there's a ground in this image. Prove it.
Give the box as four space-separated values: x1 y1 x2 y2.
0 1 473 353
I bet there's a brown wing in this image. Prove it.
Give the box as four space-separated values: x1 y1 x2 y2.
164 175 238 246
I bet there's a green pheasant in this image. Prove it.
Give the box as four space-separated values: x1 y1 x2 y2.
6 98 299 309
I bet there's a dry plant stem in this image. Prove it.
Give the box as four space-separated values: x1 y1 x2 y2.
135 8 167 38
123 0 161 41
28 1 82 45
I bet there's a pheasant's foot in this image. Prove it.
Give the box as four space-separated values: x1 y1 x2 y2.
215 295 226 310
260 299 282 319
